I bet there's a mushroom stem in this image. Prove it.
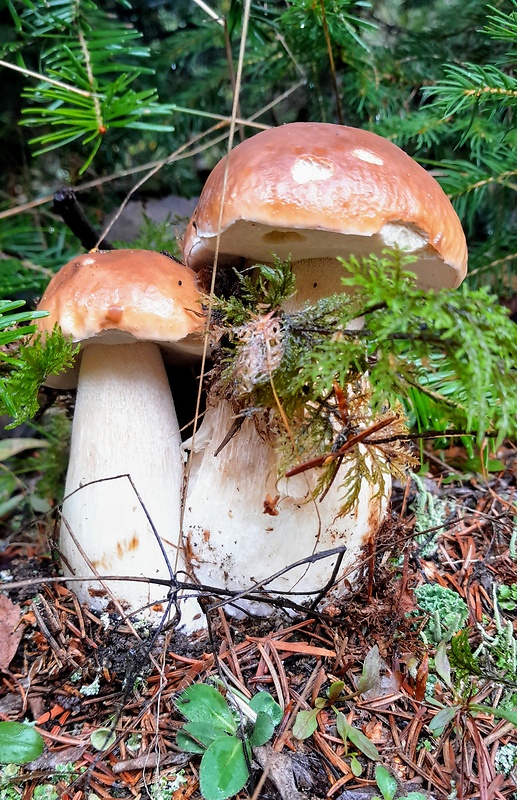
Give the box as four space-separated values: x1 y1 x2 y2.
61 341 185 617
182 400 389 613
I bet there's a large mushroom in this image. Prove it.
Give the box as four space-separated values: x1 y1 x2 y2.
181 123 467 612
183 122 467 306
37 249 206 621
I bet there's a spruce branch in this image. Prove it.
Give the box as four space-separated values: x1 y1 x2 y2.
11 0 177 170
426 63 517 118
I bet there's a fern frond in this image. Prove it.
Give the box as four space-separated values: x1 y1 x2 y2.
0 327 78 426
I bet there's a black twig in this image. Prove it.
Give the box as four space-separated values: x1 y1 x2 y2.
54 187 114 251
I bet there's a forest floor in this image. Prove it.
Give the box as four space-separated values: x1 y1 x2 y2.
1 442 517 800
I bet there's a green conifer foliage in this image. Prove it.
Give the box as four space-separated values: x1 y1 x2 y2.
0 0 515 441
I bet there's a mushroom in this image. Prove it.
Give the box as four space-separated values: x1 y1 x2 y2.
36 249 206 621
180 123 467 612
183 122 467 308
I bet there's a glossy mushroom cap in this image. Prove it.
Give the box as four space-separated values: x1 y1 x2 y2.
37 249 206 387
183 123 467 291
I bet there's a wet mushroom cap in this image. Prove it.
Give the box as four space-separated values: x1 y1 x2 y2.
183 122 467 291
37 249 206 386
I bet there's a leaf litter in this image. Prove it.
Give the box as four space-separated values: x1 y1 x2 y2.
0 444 516 799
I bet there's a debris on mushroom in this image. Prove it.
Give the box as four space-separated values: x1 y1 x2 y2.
37 249 206 624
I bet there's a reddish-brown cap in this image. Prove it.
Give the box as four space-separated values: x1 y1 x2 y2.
37 249 206 387
183 123 467 291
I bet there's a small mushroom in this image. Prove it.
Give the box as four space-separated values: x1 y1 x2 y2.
181 123 467 613
37 249 205 621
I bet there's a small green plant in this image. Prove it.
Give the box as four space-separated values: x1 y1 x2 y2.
497 583 517 611
0 323 78 428
414 584 469 644
428 639 517 736
373 764 427 800
214 251 517 449
175 684 282 800
32 786 57 800
292 646 383 774
473 586 517 708
149 772 187 800
90 728 116 752
210 252 517 516
494 742 517 777
0 763 20 799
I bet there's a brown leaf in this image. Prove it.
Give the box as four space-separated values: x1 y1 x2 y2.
0 594 25 671
263 494 280 516
415 652 429 702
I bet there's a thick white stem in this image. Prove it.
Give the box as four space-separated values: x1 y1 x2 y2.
60 342 186 618
182 400 389 614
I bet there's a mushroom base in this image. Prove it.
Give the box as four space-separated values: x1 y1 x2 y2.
182 400 390 616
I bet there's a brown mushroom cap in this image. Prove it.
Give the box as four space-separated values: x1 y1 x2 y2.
183 123 467 290
37 249 206 387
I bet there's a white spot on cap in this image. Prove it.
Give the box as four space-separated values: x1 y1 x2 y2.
292 156 334 184
351 148 384 165
82 257 96 266
381 222 428 252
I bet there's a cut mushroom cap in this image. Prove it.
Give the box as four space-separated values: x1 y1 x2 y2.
183 122 467 303
38 249 206 388
37 250 206 624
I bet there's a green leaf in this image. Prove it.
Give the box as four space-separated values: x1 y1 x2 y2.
327 681 345 703
375 765 398 800
175 684 236 734
177 720 230 753
292 709 319 740
429 705 458 733
249 711 275 747
199 736 249 800
336 713 381 761
0 493 26 518
29 495 52 514
90 728 116 751
33 786 58 800
471 705 517 727
434 641 453 688
350 754 363 776
0 439 49 461
249 692 283 726
357 645 382 695
449 630 482 679
0 721 44 764
176 729 205 755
